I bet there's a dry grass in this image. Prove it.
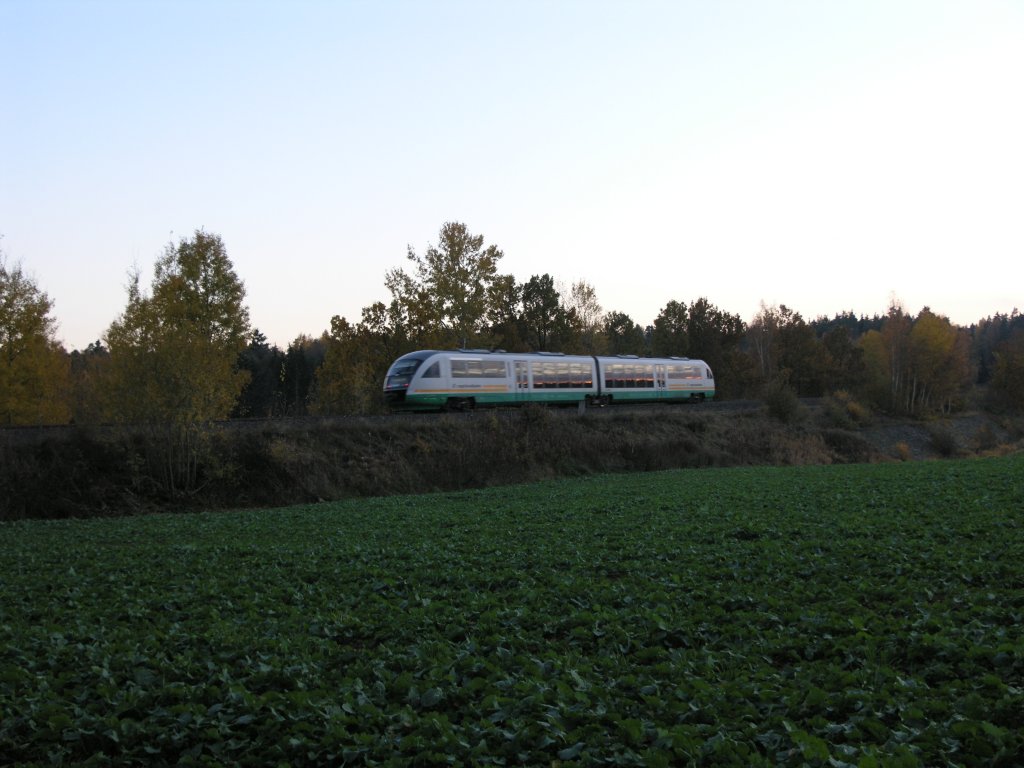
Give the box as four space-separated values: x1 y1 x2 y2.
1 406 1018 519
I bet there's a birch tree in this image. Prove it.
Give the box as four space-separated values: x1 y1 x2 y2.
387 222 502 349
104 231 250 493
0 254 70 425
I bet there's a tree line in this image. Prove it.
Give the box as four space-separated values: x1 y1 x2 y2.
3 223 1024 435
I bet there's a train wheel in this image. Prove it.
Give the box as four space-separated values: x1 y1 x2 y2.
444 397 475 412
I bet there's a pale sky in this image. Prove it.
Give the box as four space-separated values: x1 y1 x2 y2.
2 0 1022 351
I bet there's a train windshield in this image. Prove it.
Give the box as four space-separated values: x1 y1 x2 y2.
384 353 433 389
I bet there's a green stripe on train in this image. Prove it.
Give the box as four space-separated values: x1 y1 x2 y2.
401 389 714 409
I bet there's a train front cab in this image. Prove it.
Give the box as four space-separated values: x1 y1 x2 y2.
661 359 714 402
383 350 439 409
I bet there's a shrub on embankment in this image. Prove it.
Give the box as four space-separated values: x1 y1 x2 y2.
1 405 1017 520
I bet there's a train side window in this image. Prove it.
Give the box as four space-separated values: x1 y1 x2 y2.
642 364 654 388
481 360 508 378
557 362 570 388
605 363 621 389
541 361 557 388
569 362 592 388
668 365 691 380
452 359 498 378
451 359 508 378
421 361 440 378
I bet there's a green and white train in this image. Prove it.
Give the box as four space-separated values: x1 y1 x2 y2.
383 349 714 411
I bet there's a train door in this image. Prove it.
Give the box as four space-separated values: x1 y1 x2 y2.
655 364 668 400
514 360 530 403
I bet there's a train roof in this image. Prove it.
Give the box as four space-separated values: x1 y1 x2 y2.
402 349 706 364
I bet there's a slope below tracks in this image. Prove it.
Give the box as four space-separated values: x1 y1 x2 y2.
5 401 1020 519
402 397 769 421
0 399 829 447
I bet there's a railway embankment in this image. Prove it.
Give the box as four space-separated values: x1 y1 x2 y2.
2 403 1021 520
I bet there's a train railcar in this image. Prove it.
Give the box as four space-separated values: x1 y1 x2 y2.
383 349 714 411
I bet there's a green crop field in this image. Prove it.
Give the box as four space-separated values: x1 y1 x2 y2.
2 456 1022 767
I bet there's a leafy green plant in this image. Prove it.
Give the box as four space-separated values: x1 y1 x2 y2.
2 456 1022 765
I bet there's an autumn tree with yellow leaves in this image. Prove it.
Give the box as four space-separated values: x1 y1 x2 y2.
103 231 251 493
859 304 970 415
315 304 408 415
385 222 503 350
0 253 70 425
